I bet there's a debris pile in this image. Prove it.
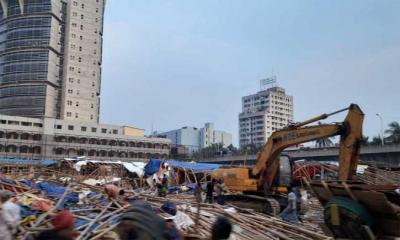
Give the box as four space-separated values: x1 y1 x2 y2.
0 173 333 240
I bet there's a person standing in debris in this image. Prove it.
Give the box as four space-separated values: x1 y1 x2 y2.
211 216 232 240
157 175 168 197
194 182 202 203
215 179 227 205
279 186 299 224
0 190 21 235
104 184 125 199
205 179 216 203
35 210 76 240
299 187 308 216
0 202 12 240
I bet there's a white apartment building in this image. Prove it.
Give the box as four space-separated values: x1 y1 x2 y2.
239 86 293 147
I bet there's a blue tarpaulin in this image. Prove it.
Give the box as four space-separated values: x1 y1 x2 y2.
167 160 221 172
144 159 163 176
0 158 56 166
35 182 79 209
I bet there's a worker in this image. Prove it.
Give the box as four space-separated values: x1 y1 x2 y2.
215 179 227 205
211 216 232 240
205 179 216 203
0 204 12 240
194 182 202 203
299 187 308 216
0 190 21 235
279 186 299 224
35 210 76 240
104 184 125 199
116 200 168 240
157 175 168 197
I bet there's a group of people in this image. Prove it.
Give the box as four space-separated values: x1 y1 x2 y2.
195 179 227 205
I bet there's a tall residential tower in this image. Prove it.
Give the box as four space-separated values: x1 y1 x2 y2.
0 0 105 122
239 81 293 148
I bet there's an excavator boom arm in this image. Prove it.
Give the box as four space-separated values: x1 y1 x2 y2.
252 104 364 194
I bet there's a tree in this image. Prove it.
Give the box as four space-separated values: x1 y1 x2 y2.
315 137 334 148
370 136 382 146
360 135 369 146
385 121 400 144
315 122 334 148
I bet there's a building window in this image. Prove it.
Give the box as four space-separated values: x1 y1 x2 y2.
79 46 82 51
75 113 79 118
91 104 94 109
96 8 99 13
92 71 96 76
93 50 97 55
73 12 77 17
77 79 81 84
91 93 94 98
91 128 97 133
95 18 98 22
112 130 118 134
78 57 82 62
67 100 72 106
55 125 62 129
68 125 74 130
68 78 74 83
76 101 79 107
81 3 84 9
67 112 72 117
72 23 77 27
73 1 78 6
77 90 80 95
81 126 87 132
101 128 107 133
72 33 76 38
68 89 73 94
80 25 83 30
94 29 98 34
81 14 84 19
80 36 83 40
90 115 94 120
69 67 74 71
78 68 81 73
92 82 95 87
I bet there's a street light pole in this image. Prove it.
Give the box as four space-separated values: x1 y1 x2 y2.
376 113 384 145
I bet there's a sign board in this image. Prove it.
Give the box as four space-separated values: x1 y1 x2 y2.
260 76 277 90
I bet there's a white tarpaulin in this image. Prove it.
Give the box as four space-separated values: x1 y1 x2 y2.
71 160 146 176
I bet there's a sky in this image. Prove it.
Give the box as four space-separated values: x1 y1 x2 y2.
100 0 400 146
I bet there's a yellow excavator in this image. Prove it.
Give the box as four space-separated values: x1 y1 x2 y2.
213 104 400 238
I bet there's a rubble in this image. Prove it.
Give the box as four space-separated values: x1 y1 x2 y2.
0 168 333 240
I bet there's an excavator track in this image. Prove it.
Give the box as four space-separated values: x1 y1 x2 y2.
264 197 281 216
224 194 283 216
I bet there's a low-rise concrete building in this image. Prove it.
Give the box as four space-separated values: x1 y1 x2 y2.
157 123 232 155
0 114 170 162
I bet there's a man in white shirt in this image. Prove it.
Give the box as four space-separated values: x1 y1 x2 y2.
0 190 21 234
279 186 299 224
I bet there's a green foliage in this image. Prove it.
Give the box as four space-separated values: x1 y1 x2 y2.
385 121 400 143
